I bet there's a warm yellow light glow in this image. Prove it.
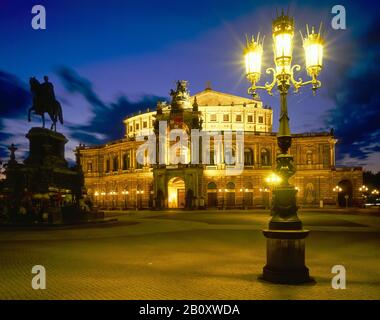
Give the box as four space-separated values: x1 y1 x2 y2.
333 186 342 192
265 173 282 185
168 190 177 204
244 39 263 81
372 189 379 195
274 33 292 59
359 185 368 192
303 31 324 76
94 191 99 196
272 14 294 74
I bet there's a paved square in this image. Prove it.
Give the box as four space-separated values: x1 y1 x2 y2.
0 209 379 299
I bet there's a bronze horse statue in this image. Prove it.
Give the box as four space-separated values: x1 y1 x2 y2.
28 76 63 131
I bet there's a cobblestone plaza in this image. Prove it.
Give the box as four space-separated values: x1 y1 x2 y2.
1 209 379 300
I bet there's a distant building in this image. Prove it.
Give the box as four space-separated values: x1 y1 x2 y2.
77 82 363 209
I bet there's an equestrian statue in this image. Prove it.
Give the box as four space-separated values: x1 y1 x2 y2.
28 76 63 131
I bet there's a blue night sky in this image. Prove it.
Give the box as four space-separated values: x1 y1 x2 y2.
0 0 379 171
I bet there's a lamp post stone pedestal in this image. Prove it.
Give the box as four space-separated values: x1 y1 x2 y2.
262 229 310 284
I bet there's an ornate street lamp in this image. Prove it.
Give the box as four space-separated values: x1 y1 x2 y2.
244 11 324 284
359 185 369 208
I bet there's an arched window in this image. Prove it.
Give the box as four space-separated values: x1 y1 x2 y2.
226 182 235 190
105 158 110 173
207 182 218 207
244 182 253 189
244 148 254 166
123 152 131 170
261 148 271 166
225 148 235 165
113 156 118 171
209 148 215 165
226 182 236 207
207 182 217 190
306 151 313 165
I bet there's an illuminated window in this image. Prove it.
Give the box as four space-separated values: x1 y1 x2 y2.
306 150 313 165
261 148 271 166
113 157 118 172
123 152 131 169
236 114 242 122
247 115 253 123
223 114 229 122
105 159 110 173
210 114 217 122
225 148 235 165
258 116 264 124
244 148 254 166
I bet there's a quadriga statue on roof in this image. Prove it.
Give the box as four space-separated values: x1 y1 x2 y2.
28 76 63 131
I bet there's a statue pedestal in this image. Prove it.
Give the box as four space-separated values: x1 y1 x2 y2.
262 229 312 284
24 127 67 167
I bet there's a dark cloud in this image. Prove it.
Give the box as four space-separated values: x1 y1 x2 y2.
324 16 380 161
57 67 108 111
0 71 31 158
0 71 31 119
57 67 166 144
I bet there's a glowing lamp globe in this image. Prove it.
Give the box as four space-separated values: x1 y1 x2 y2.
244 35 263 83
303 29 324 77
272 14 294 75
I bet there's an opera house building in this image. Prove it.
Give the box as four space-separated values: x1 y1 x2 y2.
77 81 362 210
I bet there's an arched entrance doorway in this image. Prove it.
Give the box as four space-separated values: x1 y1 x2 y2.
226 182 236 208
207 182 218 208
338 180 353 207
243 182 253 207
168 177 186 208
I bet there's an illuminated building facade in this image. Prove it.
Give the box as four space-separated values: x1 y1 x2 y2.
77 82 363 209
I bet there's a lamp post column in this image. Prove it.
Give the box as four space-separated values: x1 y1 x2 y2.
262 81 311 284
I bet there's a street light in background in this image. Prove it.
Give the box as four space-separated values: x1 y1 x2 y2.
359 185 369 208
218 189 226 210
136 189 144 210
263 172 282 211
244 11 324 284
109 191 117 209
259 187 270 209
100 191 106 207
333 186 342 207
121 189 129 210
94 191 99 206
239 188 249 209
